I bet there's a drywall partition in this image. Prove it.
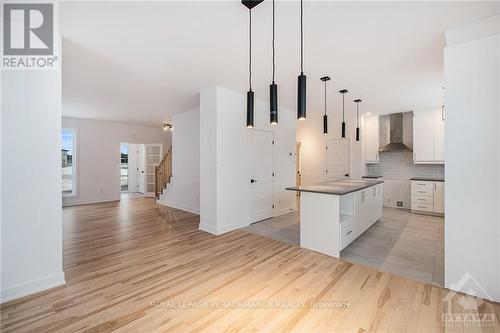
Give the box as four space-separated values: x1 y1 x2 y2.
62 117 171 206
199 87 296 235
1 70 65 302
159 109 200 214
444 16 500 302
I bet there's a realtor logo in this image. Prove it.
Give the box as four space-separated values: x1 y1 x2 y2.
2 2 57 69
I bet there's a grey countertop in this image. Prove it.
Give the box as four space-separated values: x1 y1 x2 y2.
362 175 383 179
286 179 384 196
410 177 445 182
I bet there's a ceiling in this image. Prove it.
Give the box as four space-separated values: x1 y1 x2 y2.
61 1 500 127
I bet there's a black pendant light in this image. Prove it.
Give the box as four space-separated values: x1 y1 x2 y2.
354 99 362 141
269 0 278 125
321 76 330 135
339 89 348 138
297 0 306 120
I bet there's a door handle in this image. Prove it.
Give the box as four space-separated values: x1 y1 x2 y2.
345 173 349 177
250 179 258 183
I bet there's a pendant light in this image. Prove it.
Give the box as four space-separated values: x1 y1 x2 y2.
242 1 263 128
270 0 278 125
354 99 362 141
339 89 348 138
297 0 306 120
321 76 330 135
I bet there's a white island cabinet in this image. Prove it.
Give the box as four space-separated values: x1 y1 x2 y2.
287 180 383 258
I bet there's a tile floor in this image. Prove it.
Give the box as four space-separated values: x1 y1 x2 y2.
243 207 444 287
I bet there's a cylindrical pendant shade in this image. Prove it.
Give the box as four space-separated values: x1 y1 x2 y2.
356 127 360 141
270 83 278 124
342 121 346 138
323 114 328 135
297 74 306 120
247 90 254 128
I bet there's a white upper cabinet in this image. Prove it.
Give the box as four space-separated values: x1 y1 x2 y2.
363 115 379 163
433 109 445 162
413 108 445 164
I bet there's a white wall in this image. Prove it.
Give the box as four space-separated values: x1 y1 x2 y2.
160 109 200 214
444 17 500 302
200 87 296 235
1 70 65 302
296 104 362 185
62 117 171 206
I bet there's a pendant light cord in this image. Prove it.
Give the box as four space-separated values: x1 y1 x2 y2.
342 93 345 121
324 81 327 116
272 0 275 83
300 0 303 74
357 102 359 127
249 9 252 91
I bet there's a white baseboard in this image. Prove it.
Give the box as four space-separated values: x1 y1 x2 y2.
156 200 200 215
199 219 249 236
273 206 296 217
1 272 65 304
63 196 120 207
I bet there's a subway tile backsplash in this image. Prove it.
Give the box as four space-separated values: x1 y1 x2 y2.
366 151 444 180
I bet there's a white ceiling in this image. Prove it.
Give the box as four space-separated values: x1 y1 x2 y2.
61 1 500 127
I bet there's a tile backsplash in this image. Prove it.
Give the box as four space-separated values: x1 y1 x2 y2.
366 151 444 180
366 151 444 209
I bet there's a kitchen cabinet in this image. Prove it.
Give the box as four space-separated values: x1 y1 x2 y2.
433 182 444 214
363 115 379 163
413 108 445 164
433 109 445 161
411 180 444 216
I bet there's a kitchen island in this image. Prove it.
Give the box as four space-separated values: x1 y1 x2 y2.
286 179 383 258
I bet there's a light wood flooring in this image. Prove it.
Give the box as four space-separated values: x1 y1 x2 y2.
245 207 444 287
1 198 498 332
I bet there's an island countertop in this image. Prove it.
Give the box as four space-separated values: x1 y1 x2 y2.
286 179 384 196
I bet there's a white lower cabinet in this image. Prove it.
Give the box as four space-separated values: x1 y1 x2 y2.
340 184 383 250
433 182 445 214
411 180 444 215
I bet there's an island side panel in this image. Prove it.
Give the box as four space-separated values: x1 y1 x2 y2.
300 191 341 258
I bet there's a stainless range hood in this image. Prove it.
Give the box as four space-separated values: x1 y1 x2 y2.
379 113 412 152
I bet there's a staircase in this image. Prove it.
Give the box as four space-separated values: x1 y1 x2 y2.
154 148 172 199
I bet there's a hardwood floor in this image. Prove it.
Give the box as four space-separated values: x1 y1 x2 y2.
1 198 499 332
245 207 444 287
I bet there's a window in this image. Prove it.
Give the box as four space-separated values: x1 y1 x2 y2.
120 143 128 192
62 128 77 197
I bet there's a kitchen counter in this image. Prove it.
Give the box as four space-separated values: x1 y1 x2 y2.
286 180 384 258
411 177 444 182
286 179 384 196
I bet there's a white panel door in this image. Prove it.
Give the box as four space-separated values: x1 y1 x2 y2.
128 144 138 192
145 143 163 196
326 139 350 180
137 144 145 194
248 129 274 224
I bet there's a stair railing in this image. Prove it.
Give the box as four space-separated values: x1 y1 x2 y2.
155 148 172 199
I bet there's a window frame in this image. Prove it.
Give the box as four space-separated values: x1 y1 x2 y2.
62 128 78 198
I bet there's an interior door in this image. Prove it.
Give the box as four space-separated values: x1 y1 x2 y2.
248 129 274 223
137 144 145 194
145 143 163 197
128 143 138 192
326 139 350 180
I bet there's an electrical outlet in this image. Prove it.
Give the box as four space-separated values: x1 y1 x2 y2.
397 201 403 207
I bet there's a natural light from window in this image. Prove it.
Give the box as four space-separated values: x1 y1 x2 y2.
62 128 76 196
